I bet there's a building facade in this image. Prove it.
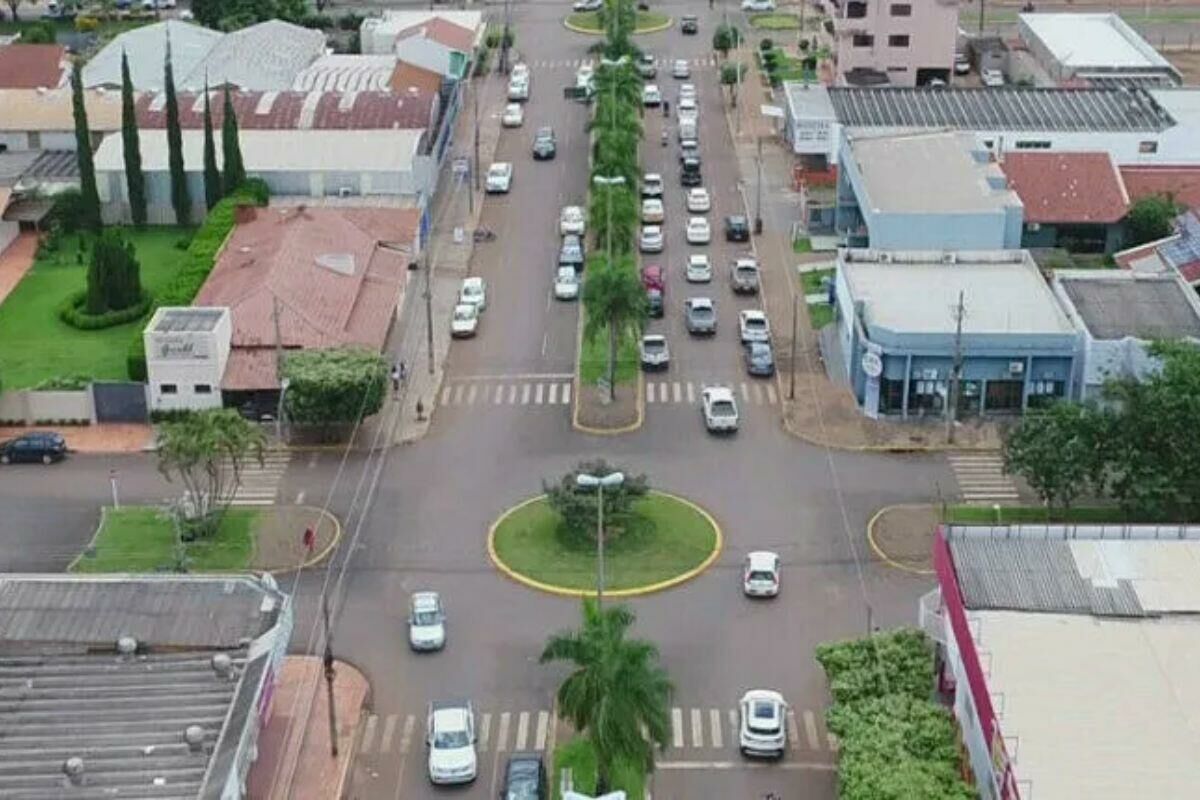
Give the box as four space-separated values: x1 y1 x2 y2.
143 307 232 412
826 0 960 87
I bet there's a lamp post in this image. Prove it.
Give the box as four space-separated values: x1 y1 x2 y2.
591 175 626 272
575 471 625 609
275 377 290 441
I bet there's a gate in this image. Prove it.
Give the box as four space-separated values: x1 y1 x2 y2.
91 382 149 423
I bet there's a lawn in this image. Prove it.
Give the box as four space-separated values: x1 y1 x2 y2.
552 736 645 800
566 10 671 33
0 227 191 388
792 236 813 254
749 12 801 29
943 505 1198 525
72 506 259 573
800 267 832 294
492 492 718 591
807 302 834 329
579 315 639 385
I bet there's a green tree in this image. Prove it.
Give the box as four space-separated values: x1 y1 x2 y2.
163 34 191 226
221 85 246 194
21 20 56 43
1002 401 1105 510
720 61 746 86
542 459 650 542
156 408 266 538
1126 194 1178 246
582 254 646 401
541 600 672 792
202 83 222 210
598 0 636 59
120 49 147 227
587 183 638 257
594 58 642 110
70 58 102 232
592 128 639 188
712 24 741 57
282 348 388 439
85 228 142 313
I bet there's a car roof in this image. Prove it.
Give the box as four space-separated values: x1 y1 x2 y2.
412 591 441 609
557 266 576 276
453 302 476 313
643 225 661 233
688 297 713 308
644 172 662 180
746 551 779 569
462 277 483 289
688 253 708 263
705 386 735 402
432 706 470 729
490 162 511 170
689 187 707 194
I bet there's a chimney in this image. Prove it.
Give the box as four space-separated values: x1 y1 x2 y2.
235 205 258 224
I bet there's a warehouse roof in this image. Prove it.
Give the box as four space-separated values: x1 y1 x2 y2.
999 151 1129 223
291 54 400 92
1057 271 1200 340
183 19 325 91
82 20 222 90
136 89 436 131
1019 13 1174 72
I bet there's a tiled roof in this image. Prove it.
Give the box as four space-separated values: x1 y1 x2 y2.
1119 165 1200 209
291 54 399 92
194 206 419 390
0 87 123 132
1000 151 1130 223
0 44 67 89
397 16 475 52
135 89 436 131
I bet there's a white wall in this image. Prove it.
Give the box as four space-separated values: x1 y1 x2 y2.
394 38 452 77
0 220 18 254
144 311 231 411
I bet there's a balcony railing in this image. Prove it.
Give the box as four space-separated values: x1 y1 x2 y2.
918 589 946 645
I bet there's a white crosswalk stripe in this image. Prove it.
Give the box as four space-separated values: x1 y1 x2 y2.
644 380 780 406
665 706 837 754
226 450 289 506
528 56 716 70
948 453 1020 503
441 376 574 408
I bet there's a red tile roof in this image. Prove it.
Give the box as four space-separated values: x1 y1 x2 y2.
396 17 475 52
1119 166 1200 210
1000 152 1129 224
0 44 66 89
135 89 437 132
194 205 419 390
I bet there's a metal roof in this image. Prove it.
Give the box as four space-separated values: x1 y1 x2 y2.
152 308 225 333
1059 273 1200 340
827 86 1176 132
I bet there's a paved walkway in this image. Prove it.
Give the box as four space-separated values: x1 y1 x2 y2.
246 656 369 800
0 232 36 306
250 505 340 571
0 422 154 453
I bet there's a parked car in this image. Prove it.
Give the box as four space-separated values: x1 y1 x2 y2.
642 83 662 106
743 551 781 596
501 103 525 127
486 163 513 193
459 276 487 310
725 215 750 242
685 216 711 244
981 67 1005 87
639 225 664 253
739 690 787 757
573 0 602 9
642 173 664 198
730 257 760 294
679 144 700 165
744 341 775 376
680 14 698 33
642 197 665 223
640 334 670 370
954 51 971 75
637 52 658 78
450 303 479 338
559 234 585 270
678 96 698 119
554 267 580 300
681 157 702 187
560 205 586 236
701 386 739 432
641 263 666 293
738 309 770 343
408 591 446 650
501 753 547 800
532 127 557 159
686 187 711 213
672 59 690 79
646 287 664 318
684 297 716 335
427 701 477 784
686 253 712 283
507 76 530 101
679 82 697 102
741 0 776 10
0 431 66 465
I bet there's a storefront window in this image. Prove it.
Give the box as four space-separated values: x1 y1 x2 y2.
984 380 1024 413
957 380 981 417
1026 380 1065 410
908 379 945 415
880 378 905 414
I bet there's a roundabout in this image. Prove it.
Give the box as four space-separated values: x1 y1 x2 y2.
488 490 721 597
563 10 673 35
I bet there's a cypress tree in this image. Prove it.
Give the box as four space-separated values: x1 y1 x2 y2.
202 81 221 210
221 85 246 194
84 239 106 314
163 32 191 226
70 59 102 232
120 50 147 227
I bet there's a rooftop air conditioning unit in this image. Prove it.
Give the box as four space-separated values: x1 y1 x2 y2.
1009 361 1025 375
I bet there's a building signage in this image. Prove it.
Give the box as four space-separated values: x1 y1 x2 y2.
861 342 883 419
861 350 883 378
156 335 209 361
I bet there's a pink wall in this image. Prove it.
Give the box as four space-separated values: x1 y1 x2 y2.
834 0 959 87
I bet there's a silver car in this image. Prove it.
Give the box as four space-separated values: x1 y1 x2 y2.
684 297 716 335
640 334 670 370
408 591 446 651
739 689 786 757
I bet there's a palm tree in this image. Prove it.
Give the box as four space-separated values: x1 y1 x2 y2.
583 254 646 401
589 96 642 138
593 131 639 188
541 600 673 791
594 59 642 110
588 183 638 259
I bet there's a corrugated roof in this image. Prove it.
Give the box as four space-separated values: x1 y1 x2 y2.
291 54 399 92
135 89 435 131
1000 151 1130 223
182 20 325 92
0 88 123 132
82 20 223 91
0 44 67 89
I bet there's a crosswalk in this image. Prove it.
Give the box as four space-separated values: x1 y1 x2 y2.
527 55 718 71
646 379 778 406
228 450 291 506
948 453 1020 504
440 375 573 407
357 706 837 759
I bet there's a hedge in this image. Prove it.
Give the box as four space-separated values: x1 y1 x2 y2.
59 289 154 331
126 190 265 380
33 373 93 391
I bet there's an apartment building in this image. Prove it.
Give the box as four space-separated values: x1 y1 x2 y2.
827 0 960 87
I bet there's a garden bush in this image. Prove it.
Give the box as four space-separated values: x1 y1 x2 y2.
60 289 153 331
759 37 774 51
33 374 93 391
48 189 86 234
338 12 364 30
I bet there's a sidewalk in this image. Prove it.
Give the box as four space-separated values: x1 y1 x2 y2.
0 232 37 306
0 422 154 453
246 656 370 800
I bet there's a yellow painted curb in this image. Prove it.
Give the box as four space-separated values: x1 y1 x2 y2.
487 490 723 598
562 15 674 35
266 505 344 575
866 503 936 576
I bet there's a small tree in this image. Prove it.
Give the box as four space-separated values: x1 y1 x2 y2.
543 459 649 541
85 229 143 313
712 24 741 57
163 33 191 226
283 348 388 439
1126 194 1177 246
221 85 247 194
202 83 222 210
70 59 102 232
1002 401 1105 510
582 254 647 401
720 62 746 86
157 409 266 538
120 50 147 227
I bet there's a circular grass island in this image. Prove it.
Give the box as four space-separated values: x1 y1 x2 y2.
564 10 672 35
489 491 720 596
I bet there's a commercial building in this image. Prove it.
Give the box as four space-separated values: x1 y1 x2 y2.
360 10 484 62
836 131 1023 249
924 524 1200 800
1018 12 1182 87
143 307 232 412
0 43 67 89
0 572 293 799
1051 270 1200 399
832 249 1079 418
0 87 122 152
825 0 960 87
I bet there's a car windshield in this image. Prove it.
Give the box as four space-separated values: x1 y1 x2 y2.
711 400 736 417
433 729 470 749
746 318 765 329
454 307 474 321
644 339 664 352
489 166 507 178
736 266 757 277
748 570 775 582
751 701 779 726
463 285 481 298
691 307 713 320
413 609 441 625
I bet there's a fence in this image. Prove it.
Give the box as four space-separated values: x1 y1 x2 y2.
0 389 93 426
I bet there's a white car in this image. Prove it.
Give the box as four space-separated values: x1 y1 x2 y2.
672 59 690 79
450 303 479 338
981 68 1005 87
642 83 662 106
739 690 787 757
954 52 971 75
685 253 712 282
573 0 602 9
679 83 697 102
640 334 670 370
701 386 739 433
685 216 711 244
507 77 529 101
511 63 530 82
639 225 664 253
576 63 594 85
739 309 770 343
741 0 776 10
560 205 586 236
459 276 487 310
485 162 513 193
641 198 665 224
642 173 664 198
501 103 524 128
409 591 446 650
743 551 780 597
554 266 580 300
686 187 711 213
427 701 477 784
678 96 698 118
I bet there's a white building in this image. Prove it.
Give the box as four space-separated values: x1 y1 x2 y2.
143 307 231 411
1018 12 1182 87
0 87 122 152
360 10 484 57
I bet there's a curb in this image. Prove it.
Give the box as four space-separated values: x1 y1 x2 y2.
571 297 645 436
66 505 109 573
866 503 936 576
265 505 343 575
487 490 723 598
562 15 674 35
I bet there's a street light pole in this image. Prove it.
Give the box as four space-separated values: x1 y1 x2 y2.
473 84 481 194
789 293 799 400
424 248 434 376
576 471 625 610
754 135 763 234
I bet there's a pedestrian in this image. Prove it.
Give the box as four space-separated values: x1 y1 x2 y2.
390 363 401 395
398 360 408 384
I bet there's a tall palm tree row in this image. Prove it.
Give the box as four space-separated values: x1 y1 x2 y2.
542 600 673 793
583 253 646 395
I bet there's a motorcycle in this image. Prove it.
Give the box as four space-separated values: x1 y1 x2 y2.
661 129 669 147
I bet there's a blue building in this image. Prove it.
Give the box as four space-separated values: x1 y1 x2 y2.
832 249 1080 419
835 131 1024 250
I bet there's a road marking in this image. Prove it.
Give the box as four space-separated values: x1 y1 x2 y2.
709 709 723 749
656 761 836 772
307 452 318 468
690 708 703 748
549 383 558 404
497 711 511 751
646 382 656 403
451 372 574 381
467 384 478 404
479 712 492 752
509 384 518 403
294 490 305 504
361 713 378 753
494 384 505 404
561 382 571 404
380 713 398 753
521 383 531 404
786 710 800 751
803 710 820 750
535 383 545 404
535 710 549 751
740 382 750 402
686 382 695 403
399 714 415 755
728 708 738 744
673 381 682 403
515 711 530 751
766 383 777 404
672 708 684 748
442 386 453 404
753 382 763 404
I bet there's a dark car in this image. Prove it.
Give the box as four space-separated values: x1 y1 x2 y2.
678 145 700 166
646 287 664 318
502 753 546 800
725 214 751 242
680 14 699 34
532 127 556 160
559 234 585 270
681 157 702 187
0 431 67 465
744 341 776 376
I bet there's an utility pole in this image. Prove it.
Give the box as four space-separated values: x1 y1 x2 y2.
789 293 798 400
472 84 481 194
501 0 512 75
272 294 283 384
754 135 763 234
979 0 986 35
321 594 339 757
946 290 966 445
424 247 434 375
